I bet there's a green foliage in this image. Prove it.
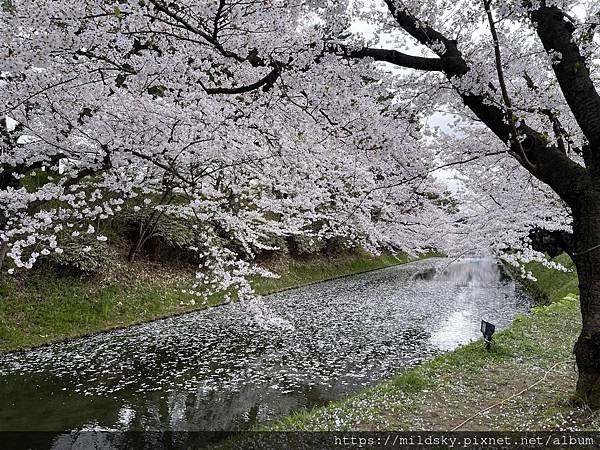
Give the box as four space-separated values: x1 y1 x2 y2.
292 234 327 255
20 169 53 192
1 0 15 13
258 234 289 255
152 213 198 248
121 205 199 255
147 85 166 97
44 237 117 275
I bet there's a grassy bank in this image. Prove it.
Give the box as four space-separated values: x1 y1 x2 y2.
504 253 579 306
0 250 412 354
266 254 600 431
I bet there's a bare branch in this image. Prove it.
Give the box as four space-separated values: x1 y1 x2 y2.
336 45 451 72
483 0 537 171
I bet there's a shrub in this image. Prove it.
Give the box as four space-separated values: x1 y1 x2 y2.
292 234 327 255
44 238 117 275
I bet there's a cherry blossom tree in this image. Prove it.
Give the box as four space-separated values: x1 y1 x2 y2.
2 0 600 406
0 1 448 294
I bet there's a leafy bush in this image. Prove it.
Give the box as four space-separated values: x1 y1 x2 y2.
151 213 198 249
44 238 117 274
258 234 289 255
120 205 199 259
292 234 327 255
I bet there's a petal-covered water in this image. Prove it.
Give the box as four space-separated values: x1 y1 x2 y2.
0 258 530 436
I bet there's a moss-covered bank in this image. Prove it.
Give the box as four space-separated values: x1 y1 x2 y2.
266 254 600 431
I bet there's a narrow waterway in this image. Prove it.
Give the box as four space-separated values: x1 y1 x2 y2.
0 257 531 445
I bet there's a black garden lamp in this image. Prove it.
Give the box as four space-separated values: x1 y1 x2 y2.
480 320 495 351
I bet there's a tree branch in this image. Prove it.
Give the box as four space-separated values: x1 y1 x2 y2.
339 45 451 72
529 227 574 257
382 0 463 59
344 0 591 206
586 9 600 39
201 64 281 95
146 0 245 63
483 0 536 171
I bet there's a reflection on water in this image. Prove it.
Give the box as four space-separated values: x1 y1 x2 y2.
0 257 531 444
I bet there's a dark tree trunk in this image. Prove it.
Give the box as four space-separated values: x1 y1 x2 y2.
0 211 7 270
0 240 7 270
572 196 600 407
127 244 140 263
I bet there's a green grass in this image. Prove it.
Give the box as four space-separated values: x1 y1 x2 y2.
391 369 430 394
264 254 600 431
0 250 421 354
504 253 579 305
252 251 413 294
0 268 191 353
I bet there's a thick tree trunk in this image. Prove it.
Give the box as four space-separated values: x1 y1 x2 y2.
572 198 600 408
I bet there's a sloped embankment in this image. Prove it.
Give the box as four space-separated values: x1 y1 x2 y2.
0 251 409 354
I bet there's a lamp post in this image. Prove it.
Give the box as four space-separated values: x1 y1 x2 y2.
481 320 496 351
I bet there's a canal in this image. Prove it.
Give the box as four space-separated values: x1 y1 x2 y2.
0 257 531 447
